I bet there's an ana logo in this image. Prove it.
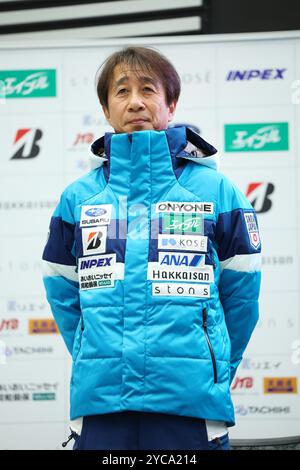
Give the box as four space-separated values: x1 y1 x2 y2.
10 128 42 160
162 213 203 234
246 182 275 213
224 123 289 152
226 68 286 81
85 207 107 217
264 377 297 394
158 252 205 267
0 69 56 98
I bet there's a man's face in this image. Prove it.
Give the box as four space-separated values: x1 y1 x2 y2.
102 64 177 133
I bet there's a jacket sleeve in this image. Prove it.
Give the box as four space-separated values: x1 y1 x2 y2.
215 177 261 384
42 189 80 356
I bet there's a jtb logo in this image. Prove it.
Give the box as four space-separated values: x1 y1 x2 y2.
246 182 274 213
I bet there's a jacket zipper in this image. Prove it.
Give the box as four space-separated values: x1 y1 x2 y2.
74 317 84 362
202 307 218 383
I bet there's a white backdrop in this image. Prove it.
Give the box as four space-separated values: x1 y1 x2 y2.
0 32 299 449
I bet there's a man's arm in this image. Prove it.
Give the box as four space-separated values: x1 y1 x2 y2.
216 179 262 384
42 191 81 356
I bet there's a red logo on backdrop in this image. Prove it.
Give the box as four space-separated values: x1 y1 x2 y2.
0 318 19 332
231 376 254 390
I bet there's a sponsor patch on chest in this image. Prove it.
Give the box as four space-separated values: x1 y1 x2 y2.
80 204 112 227
78 254 116 290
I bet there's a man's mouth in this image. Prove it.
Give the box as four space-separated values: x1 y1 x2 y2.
128 119 149 124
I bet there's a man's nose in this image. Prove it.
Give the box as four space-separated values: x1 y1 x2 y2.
128 92 145 111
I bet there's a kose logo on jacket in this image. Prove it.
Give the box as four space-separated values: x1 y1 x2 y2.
0 69 56 98
246 182 274 213
10 128 42 160
158 234 208 252
224 123 289 152
80 204 112 227
29 319 59 334
264 377 297 394
226 68 286 81
82 226 107 256
158 252 205 267
162 213 203 234
156 201 214 214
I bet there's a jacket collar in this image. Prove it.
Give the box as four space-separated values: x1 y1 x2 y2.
90 126 219 171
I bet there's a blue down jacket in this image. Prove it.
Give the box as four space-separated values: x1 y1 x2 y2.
42 126 261 426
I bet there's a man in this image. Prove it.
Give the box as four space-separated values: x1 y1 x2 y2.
42 46 261 450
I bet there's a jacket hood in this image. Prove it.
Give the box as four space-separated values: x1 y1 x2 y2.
89 126 219 172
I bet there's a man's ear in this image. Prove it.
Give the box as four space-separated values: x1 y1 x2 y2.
168 100 177 122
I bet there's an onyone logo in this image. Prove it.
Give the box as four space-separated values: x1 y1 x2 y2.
0 69 56 98
85 207 107 217
156 201 214 214
246 182 274 213
224 123 289 152
226 68 286 81
10 128 42 160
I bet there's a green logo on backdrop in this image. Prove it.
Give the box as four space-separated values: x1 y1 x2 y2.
33 393 56 401
225 122 289 152
0 69 56 98
162 213 204 234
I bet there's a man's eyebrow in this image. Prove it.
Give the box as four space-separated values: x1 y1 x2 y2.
113 75 158 89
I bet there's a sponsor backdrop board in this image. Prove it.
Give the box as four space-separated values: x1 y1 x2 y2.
0 31 300 448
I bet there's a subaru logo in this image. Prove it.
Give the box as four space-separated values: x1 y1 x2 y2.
85 207 107 217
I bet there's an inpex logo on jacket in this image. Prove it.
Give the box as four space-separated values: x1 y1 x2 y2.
78 254 116 290
158 234 208 252
80 204 112 227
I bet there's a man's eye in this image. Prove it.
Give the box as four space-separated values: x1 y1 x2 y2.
117 88 127 94
144 87 154 92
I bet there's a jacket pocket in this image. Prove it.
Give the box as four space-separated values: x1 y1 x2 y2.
73 316 84 363
202 307 218 383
